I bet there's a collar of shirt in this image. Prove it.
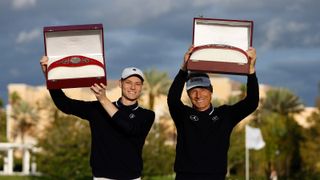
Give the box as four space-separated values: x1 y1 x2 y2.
202 104 214 115
115 98 139 111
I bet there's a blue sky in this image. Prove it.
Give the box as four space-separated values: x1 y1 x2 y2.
0 0 319 106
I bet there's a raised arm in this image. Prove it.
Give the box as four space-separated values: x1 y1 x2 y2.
90 83 118 117
167 46 195 124
40 56 96 120
226 47 259 124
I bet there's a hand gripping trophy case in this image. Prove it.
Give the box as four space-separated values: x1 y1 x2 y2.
43 24 107 89
187 17 253 75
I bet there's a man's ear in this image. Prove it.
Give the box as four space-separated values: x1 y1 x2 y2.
187 90 191 98
118 80 122 88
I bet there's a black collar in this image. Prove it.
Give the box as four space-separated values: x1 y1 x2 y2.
200 104 214 115
115 98 139 111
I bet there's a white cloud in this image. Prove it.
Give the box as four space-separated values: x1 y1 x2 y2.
16 28 41 44
192 0 267 8
9 68 21 78
114 0 175 16
260 18 283 50
12 0 36 10
261 18 308 50
286 21 308 33
108 30 156 45
304 34 320 45
88 0 176 27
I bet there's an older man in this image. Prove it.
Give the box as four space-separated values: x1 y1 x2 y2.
167 47 259 180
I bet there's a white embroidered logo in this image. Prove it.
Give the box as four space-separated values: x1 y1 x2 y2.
189 115 199 121
211 116 219 122
129 113 135 119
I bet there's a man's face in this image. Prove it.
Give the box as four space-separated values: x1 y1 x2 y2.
188 87 212 111
120 76 143 102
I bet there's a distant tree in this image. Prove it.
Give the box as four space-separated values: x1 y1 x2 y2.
260 88 303 115
142 114 175 178
142 69 175 178
143 69 171 110
260 88 304 179
300 83 320 178
227 84 263 178
227 124 245 177
35 96 91 179
0 98 3 108
0 97 6 142
220 83 242 177
10 92 39 144
300 108 320 178
316 81 320 108
9 91 21 105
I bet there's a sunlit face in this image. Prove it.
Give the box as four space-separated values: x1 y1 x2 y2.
120 76 143 103
188 87 212 111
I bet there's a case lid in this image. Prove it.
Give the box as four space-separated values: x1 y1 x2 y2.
193 18 253 51
44 24 104 59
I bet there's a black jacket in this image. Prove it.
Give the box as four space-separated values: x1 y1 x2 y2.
50 89 155 179
167 70 259 176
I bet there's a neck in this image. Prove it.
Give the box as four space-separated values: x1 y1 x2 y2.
194 104 211 112
195 107 209 112
120 97 137 106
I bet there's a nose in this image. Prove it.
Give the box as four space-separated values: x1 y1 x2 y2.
194 90 201 98
130 83 136 90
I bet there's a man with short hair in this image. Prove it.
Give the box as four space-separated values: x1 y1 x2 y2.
167 47 259 180
40 57 155 180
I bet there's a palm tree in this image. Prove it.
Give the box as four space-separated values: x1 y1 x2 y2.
10 92 39 144
261 88 304 116
300 106 320 176
143 69 172 111
9 91 21 105
316 81 320 108
0 98 3 108
0 97 6 142
259 88 304 178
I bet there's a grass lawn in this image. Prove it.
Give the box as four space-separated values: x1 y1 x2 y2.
0 176 31 180
143 175 175 180
0 175 175 180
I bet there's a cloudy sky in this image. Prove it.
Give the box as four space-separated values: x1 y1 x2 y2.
0 0 319 106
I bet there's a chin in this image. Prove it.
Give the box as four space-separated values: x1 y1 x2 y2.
195 104 209 111
127 96 139 101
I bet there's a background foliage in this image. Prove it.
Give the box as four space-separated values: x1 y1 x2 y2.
35 102 91 179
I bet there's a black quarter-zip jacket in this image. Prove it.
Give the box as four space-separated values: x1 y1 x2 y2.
49 89 155 179
167 70 259 175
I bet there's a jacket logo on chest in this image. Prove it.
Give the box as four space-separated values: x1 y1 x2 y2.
189 115 199 121
211 115 219 122
129 113 135 119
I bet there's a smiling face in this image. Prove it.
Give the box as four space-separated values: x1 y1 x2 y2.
188 87 212 111
120 76 143 105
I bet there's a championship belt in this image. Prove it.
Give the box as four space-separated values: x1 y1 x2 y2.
47 55 104 72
